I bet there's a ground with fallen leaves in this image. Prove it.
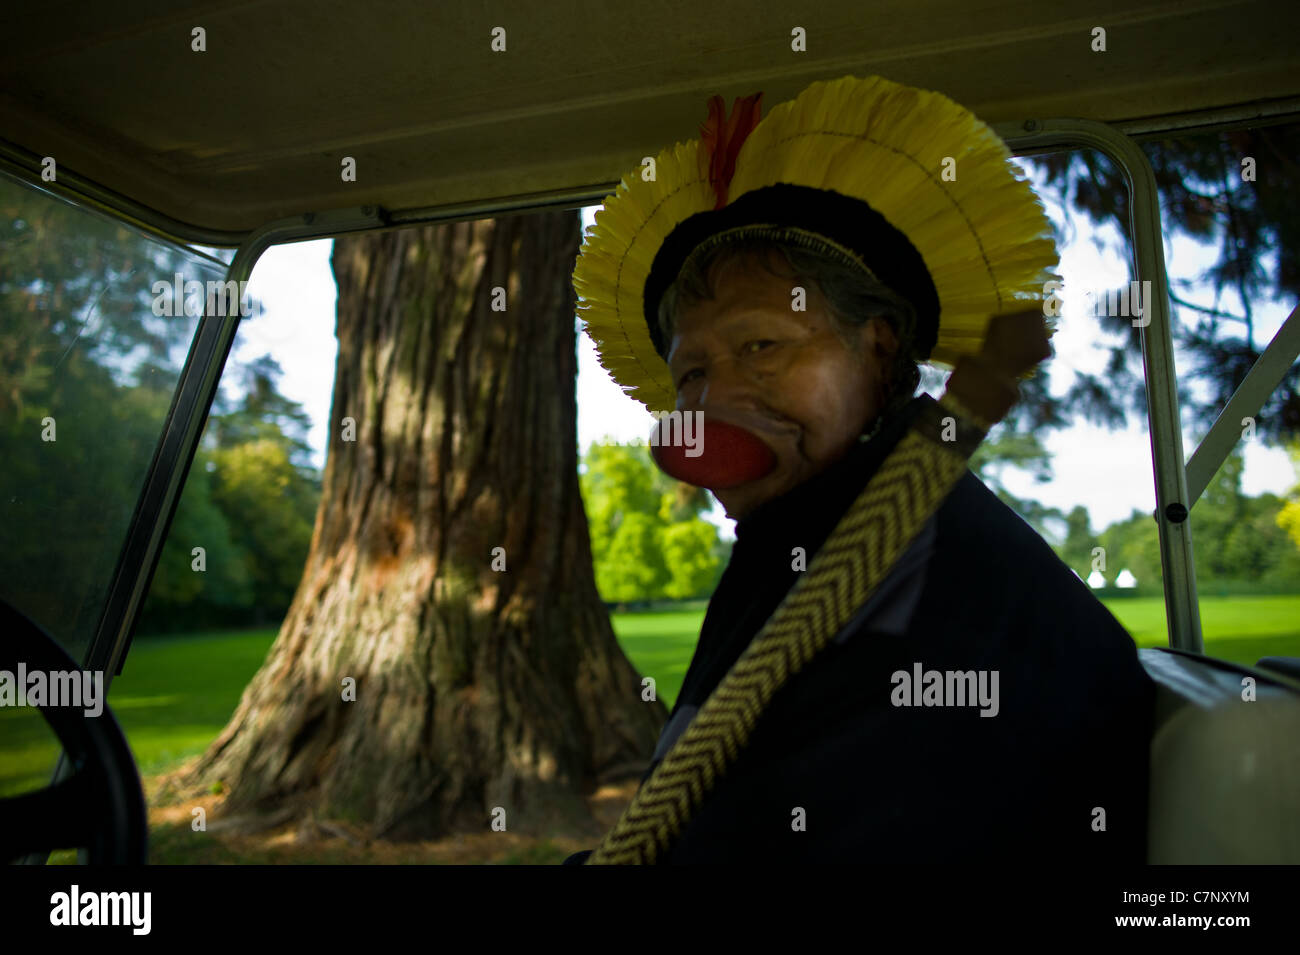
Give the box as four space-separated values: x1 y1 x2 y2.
50 764 639 865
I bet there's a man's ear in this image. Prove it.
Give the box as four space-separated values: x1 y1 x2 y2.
862 315 899 365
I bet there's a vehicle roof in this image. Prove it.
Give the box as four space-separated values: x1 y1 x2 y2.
1 0 1297 236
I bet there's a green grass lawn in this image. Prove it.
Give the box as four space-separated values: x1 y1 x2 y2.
1 627 280 799
607 608 706 708
1104 595 1300 670
4 595 1300 801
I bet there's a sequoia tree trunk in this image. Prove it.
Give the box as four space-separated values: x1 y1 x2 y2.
181 210 665 840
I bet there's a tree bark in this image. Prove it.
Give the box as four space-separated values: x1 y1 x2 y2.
181 210 665 840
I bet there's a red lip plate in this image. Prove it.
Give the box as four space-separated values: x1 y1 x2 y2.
650 418 777 489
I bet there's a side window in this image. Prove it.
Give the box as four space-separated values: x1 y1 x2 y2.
1 172 230 798
0 175 220 665
917 148 1156 590
1154 121 1300 657
987 128 1299 661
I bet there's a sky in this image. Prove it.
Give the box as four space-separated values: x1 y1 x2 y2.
223 184 1298 545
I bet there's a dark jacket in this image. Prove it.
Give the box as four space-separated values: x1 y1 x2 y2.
566 394 1155 864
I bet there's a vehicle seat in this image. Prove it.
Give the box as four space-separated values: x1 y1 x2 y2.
1140 648 1300 863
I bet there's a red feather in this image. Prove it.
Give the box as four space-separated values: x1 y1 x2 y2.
699 92 764 210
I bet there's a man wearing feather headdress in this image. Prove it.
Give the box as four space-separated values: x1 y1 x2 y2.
565 75 1155 864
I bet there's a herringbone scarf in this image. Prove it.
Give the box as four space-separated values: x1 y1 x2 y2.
587 391 985 863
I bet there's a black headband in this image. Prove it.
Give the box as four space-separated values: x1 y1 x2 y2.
643 182 940 361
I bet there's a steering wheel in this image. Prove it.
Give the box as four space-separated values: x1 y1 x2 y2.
0 600 148 864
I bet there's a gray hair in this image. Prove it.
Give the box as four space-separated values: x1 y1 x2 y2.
655 238 922 420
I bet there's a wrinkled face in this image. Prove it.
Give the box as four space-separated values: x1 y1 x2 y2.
665 250 899 521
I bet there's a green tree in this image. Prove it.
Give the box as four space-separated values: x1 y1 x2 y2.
208 437 316 623
209 353 316 472
1097 511 1163 592
1278 439 1300 551
1032 126 1300 443
581 441 662 561
964 128 1300 548
1193 449 1250 581
1186 447 1296 588
579 440 723 603
141 447 254 629
1057 505 1098 579
967 426 1066 540
660 519 725 599
598 511 669 603
1088 445 1300 595
137 356 321 634
0 174 217 653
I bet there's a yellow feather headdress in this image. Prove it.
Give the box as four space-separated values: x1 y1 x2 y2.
571 73 1061 414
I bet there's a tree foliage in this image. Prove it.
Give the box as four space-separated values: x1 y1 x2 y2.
0 174 212 652
579 441 727 604
1278 439 1300 551
1055 447 1300 594
0 173 320 639
137 356 321 633
969 125 1300 589
1027 124 1300 442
